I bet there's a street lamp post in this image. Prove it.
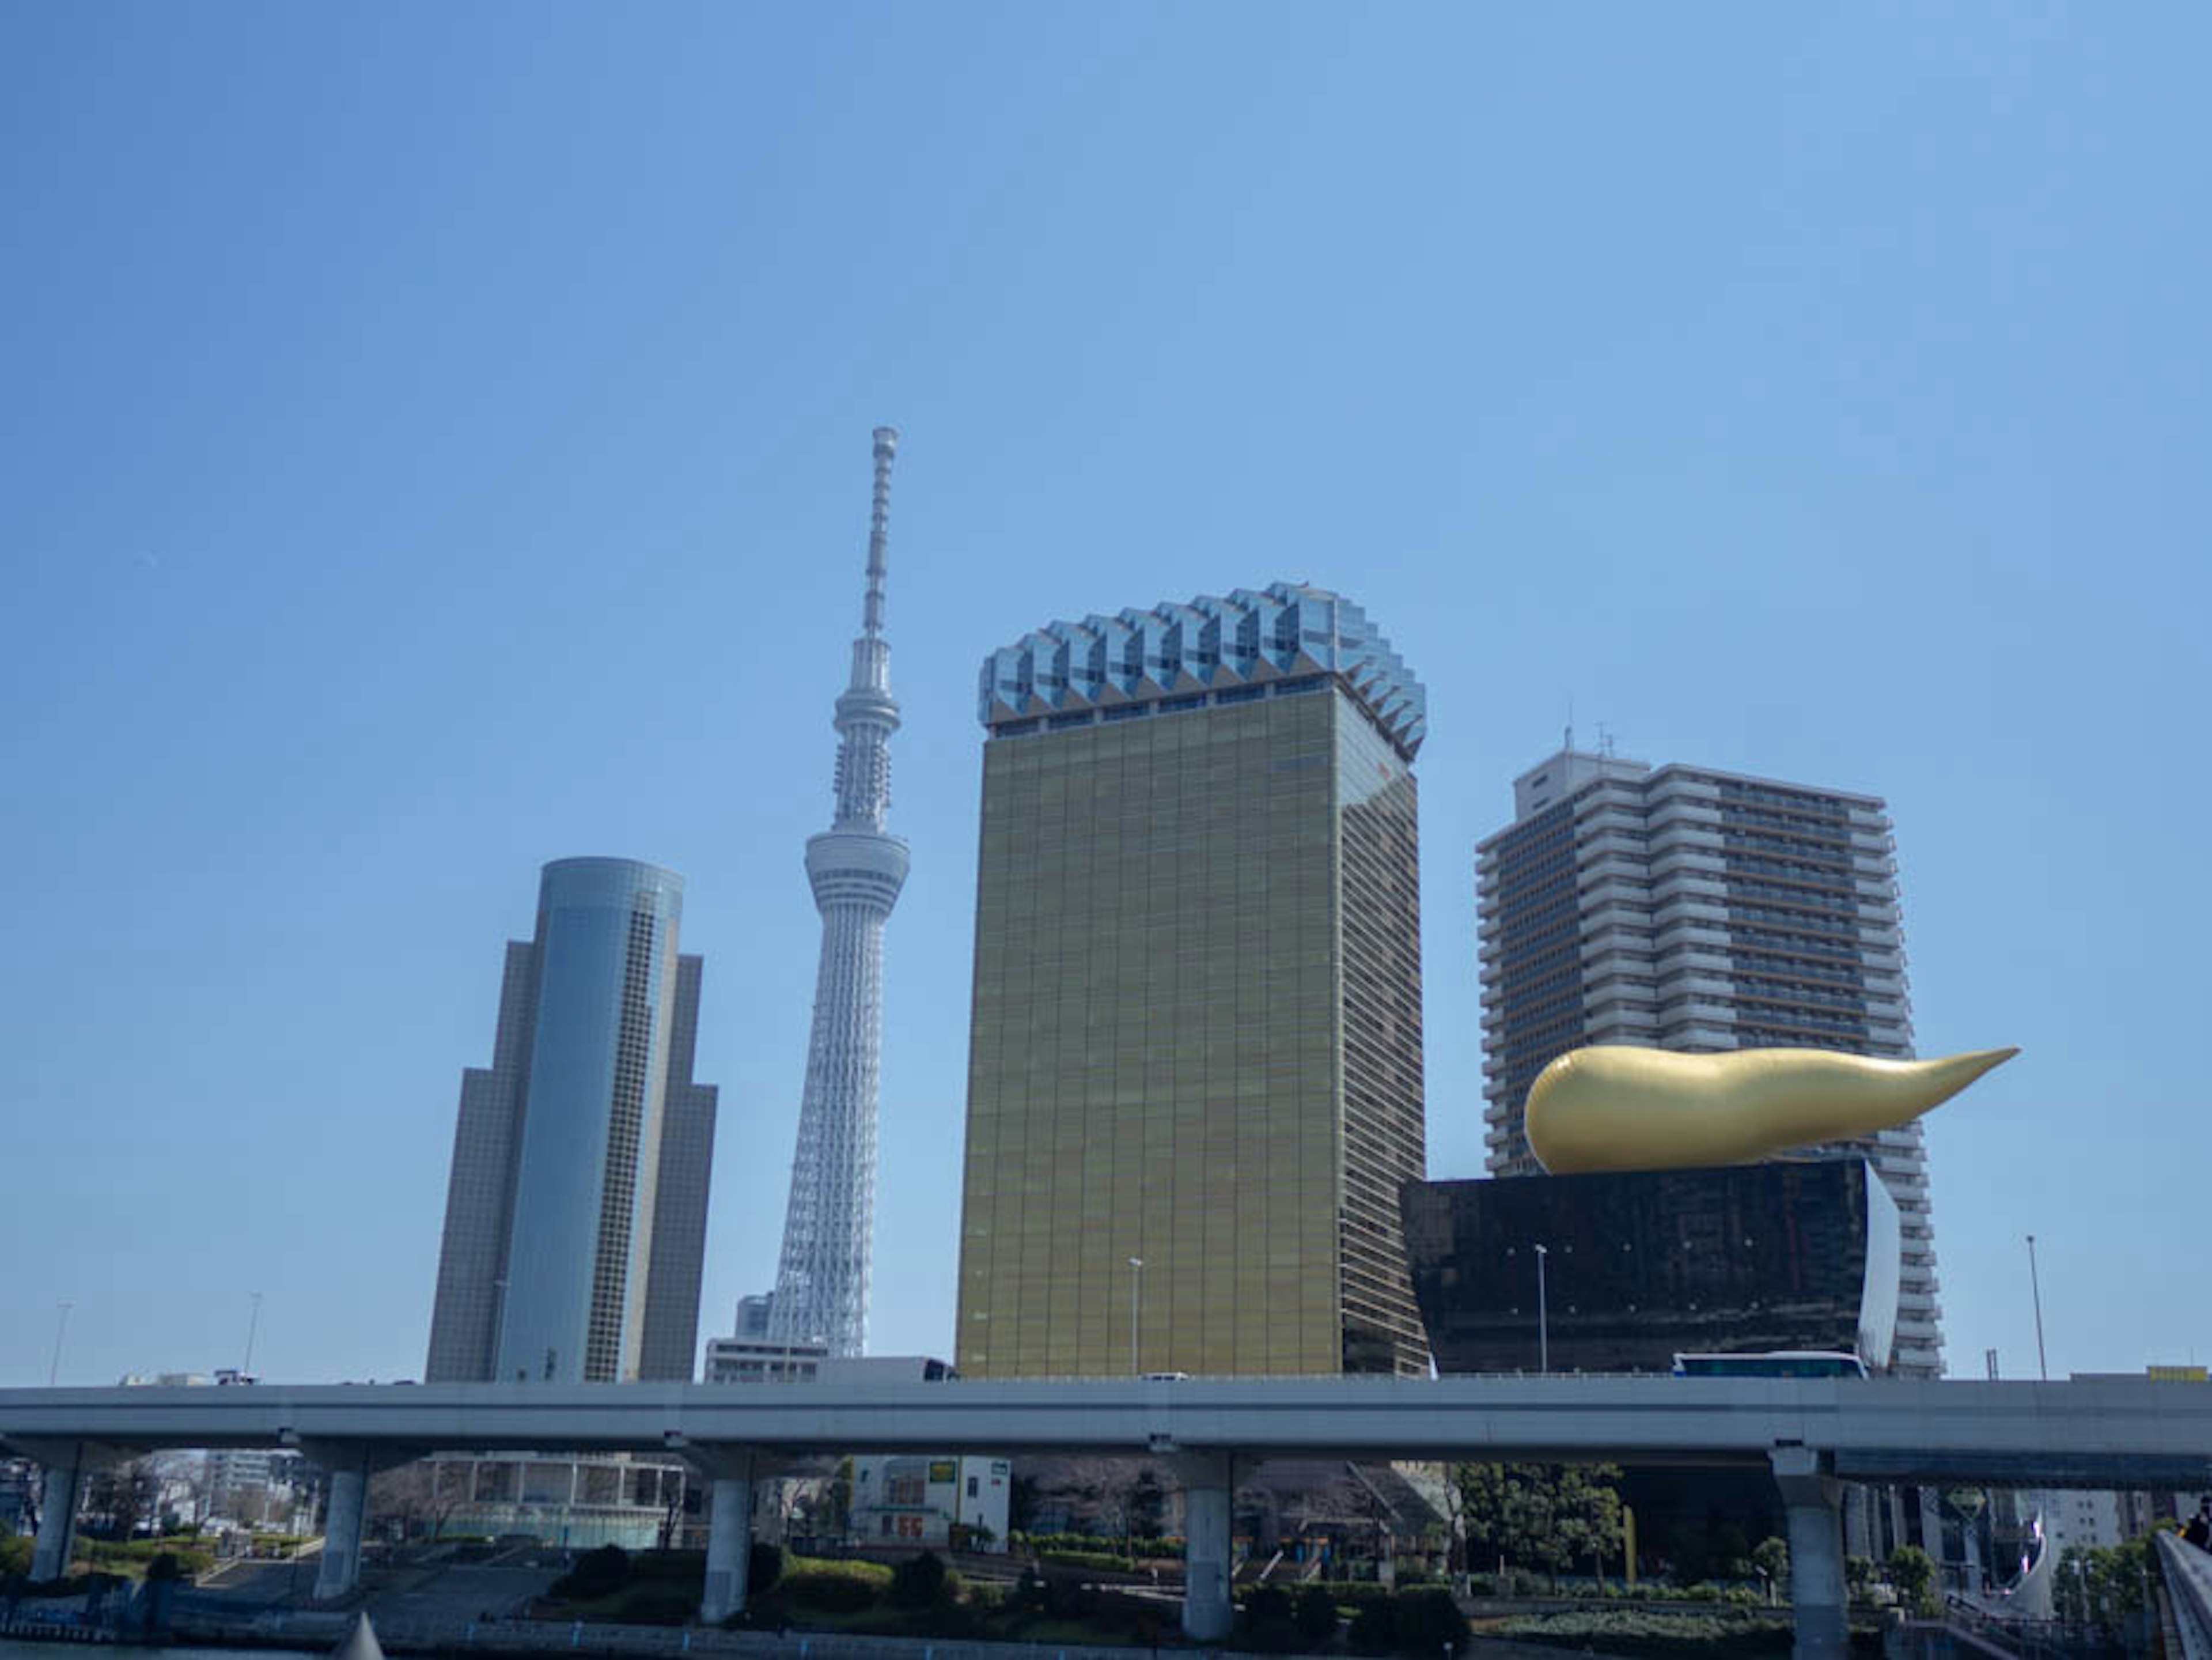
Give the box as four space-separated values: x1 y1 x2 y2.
1533 1245 1550 1374
1127 1257 1144 1375
243 1290 264 1378
48 1301 73 1386
2025 1235 2048 1381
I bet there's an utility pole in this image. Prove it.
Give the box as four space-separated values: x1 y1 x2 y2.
243 1290 264 1378
48 1301 73 1386
1128 1257 1144 1375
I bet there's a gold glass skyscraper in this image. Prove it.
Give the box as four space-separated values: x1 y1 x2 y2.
955 583 1429 1378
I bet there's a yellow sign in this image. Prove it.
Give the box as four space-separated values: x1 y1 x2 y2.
2148 1364 2209 1383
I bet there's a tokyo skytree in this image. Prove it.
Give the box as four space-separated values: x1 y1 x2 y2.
766 427 909 1356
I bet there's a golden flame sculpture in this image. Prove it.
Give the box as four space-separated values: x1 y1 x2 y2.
1523 1045 2018 1175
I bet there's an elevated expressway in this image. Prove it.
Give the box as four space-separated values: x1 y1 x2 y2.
6 1375 2207 1660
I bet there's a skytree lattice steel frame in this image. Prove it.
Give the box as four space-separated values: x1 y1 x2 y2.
767 427 909 1356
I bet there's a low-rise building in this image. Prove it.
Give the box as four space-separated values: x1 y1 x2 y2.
851 1455 1010 1551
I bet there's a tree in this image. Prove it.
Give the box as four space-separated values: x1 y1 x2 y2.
1051 1455 1143 1542
2055 1538 2154 1624
1129 1468 1167 1541
368 1458 463 1542
1009 1473 1041 1536
1437 1463 1469 1579
84 1458 161 1540
1751 1537 1790 1604
1554 1465 1626 1583
1887 1545 1938 1616
1453 1462 1624 1586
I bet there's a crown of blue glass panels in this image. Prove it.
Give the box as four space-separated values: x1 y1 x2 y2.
978 581 1426 759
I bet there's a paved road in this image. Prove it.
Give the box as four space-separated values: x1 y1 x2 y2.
190 1559 316 1605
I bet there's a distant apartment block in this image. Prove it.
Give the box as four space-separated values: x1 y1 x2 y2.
1475 747 1941 1376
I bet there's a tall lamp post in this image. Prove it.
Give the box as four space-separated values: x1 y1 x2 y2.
1127 1258 1144 1375
48 1301 73 1386
243 1290 264 1378
2025 1234 2048 1381
1533 1245 1550 1374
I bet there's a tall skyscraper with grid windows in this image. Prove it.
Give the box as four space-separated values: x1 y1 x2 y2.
1474 747 1942 1375
955 581 1429 1378
425 856 718 1384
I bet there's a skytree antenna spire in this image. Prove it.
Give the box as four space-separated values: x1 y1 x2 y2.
862 425 893 639
767 427 910 1355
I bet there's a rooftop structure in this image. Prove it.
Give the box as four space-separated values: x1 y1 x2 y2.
978 581 1425 760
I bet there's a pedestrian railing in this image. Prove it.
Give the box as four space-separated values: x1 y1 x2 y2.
2160 1532 2212 1660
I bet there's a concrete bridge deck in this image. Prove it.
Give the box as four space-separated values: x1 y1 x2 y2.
6 1375 2208 1660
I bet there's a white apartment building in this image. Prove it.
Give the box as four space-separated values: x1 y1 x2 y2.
1475 746 1941 1375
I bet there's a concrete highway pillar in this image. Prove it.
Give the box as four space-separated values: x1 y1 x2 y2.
683 1446 770 1627
312 1447 372 1603
1176 1453 1235 1643
31 1445 86 1583
1771 1447 1848 1660
702 1472 754 1624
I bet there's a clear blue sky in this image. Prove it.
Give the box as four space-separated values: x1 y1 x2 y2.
4 3 2206 1388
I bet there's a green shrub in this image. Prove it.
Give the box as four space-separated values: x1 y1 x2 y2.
912 1598 984 1639
782 1557 892 1612
889 1550 949 1608
1012 1529 1182 1558
1296 1583 1343 1643
629 1549 704 1585
1487 1608 1796 1660
1237 1584 1297 1652
1349 1597 1400 1655
0 1536 32 1579
552 1544 631 1601
1305 1578 1399 1606
618 1581 699 1625
1036 1547 1135 1572
1393 1587 1471 1657
748 1541 785 1596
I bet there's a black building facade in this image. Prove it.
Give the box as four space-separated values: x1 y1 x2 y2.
1400 1159 1899 1375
